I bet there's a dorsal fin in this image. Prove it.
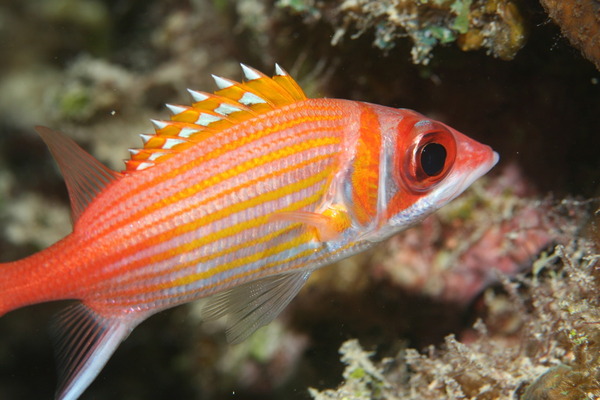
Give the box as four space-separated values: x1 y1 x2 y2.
124 63 308 173
35 126 122 223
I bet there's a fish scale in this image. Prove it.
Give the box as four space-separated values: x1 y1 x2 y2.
0 63 498 400
81 108 350 301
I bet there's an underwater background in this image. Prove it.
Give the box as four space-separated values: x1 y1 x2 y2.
0 0 599 399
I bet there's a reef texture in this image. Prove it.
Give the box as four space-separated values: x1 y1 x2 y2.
310 230 600 399
278 0 527 64
371 164 555 304
540 0 600 70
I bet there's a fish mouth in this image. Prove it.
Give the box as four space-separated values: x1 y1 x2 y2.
491 151 500 168
444 148 499 203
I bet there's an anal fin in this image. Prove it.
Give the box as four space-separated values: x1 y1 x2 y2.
51 304 140 400
202 270 312 344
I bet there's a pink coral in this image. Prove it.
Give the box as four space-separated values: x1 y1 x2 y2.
373 163 554 304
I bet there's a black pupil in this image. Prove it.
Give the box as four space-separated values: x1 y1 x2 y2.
420 143 446 176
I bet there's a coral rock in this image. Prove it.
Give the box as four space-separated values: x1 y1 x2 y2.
540 0 600 70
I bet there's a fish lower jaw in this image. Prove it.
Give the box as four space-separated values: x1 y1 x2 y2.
436 152 499 206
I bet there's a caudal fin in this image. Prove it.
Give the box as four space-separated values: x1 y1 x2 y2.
51 303 142 400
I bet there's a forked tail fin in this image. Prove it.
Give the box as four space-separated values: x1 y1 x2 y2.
51 303 142 400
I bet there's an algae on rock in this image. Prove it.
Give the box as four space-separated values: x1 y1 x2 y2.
279 0 527 64
309 223 600 399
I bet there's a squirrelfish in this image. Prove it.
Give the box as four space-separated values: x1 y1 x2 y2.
0 64 498 399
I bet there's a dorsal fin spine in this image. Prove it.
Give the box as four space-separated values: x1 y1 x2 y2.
150 119 169 130
162 138 187 149
215 84 273 107
140 134 153 144
239 92 267 105
196 113 222 126
240 63 263 81
179 127 199 138
212 75 235 89
124 64 308 173
187 89 209 102
214 103 243 116
165 104 188 116
274 63 285 76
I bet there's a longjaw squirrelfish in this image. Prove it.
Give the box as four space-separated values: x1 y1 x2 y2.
0 64 498 399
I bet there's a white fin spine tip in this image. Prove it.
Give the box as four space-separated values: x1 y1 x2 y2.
150 119 169 130
240 63 262 81
128 149 140 156
147 152 165 161
214 102 242 116
163 138 187 149
179 127 199 138
165 104 188 115
274 63 287 76
187 89 209 102
196 113 222 126
212 75 235 90
239 92 267 105
140 134 153 144
124 64 305 174
137 162 154 170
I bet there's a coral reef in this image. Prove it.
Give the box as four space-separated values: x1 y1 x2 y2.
310 230 600 399
540 0 600 71
308 339 389 400
373 163 553 304
278 0 527 64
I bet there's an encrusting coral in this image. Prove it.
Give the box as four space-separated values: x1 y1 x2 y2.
309 202 600 399
373 164 553 305
540 0 600 71
279 0 527 64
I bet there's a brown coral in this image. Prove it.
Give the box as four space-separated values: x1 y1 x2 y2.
310 233 600 400
540 0 600 70
280 0 527 64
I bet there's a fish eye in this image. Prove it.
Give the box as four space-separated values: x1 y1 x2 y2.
419 142 446 177
398 127 457 193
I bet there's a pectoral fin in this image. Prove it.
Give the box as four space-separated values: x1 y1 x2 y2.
202 270 311 344
270 205 352 242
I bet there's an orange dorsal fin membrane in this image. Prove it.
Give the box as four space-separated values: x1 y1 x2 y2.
125 64 308 173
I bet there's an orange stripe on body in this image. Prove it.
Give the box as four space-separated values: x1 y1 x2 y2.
350 103 381 225
95 134 342 243
111 238 362 310
94 195 324 308
65 122 343 279
59 100 359 311
83 161 336 301
77 136 341 279
107 223 299 290
83 102 345 233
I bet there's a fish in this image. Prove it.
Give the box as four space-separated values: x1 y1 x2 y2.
0 64 498 400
